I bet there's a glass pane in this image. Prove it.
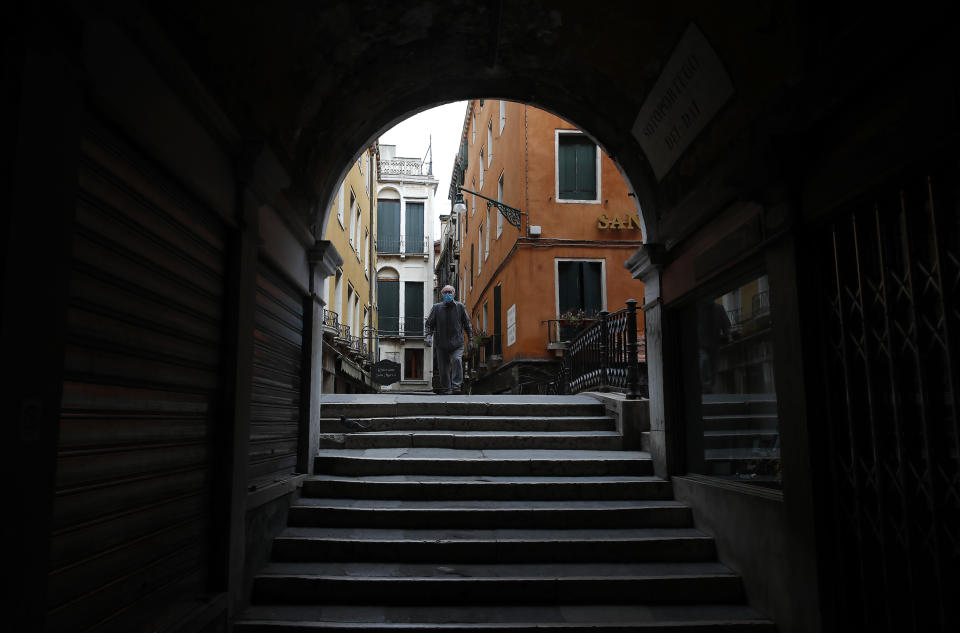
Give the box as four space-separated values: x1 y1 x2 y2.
696 274 779 486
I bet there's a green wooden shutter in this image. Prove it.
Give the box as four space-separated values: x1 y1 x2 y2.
404 282 424 335
405 202 424 254
377 281 399 333
583 261 603 316
558 261 579 313
377 200 400 252
558 140 577 199
576 142 597 200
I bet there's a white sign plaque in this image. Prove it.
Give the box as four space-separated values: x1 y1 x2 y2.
631 24 734 181
506 304 517 347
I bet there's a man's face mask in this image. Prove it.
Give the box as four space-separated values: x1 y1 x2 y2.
443 292 454 303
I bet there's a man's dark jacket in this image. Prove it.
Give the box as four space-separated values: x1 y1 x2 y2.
425 300 473 351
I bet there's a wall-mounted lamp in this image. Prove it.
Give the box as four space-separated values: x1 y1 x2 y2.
453 185 525 230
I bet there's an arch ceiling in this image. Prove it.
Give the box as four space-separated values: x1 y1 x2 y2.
150 0 805 246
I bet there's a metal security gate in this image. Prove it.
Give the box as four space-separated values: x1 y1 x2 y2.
249 262 304 486
49 117 227 631
812 160 960 631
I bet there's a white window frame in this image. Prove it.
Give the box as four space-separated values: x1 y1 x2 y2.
354 293 360 335
554 130 602 204
471 179 477 216
554 258 607 318
479 148 484 190
337 185 345 226
348 188 357 249
499 100 506 133
485 207 490 260
334 269 343 316
487 120 493 167
496 173 504 239
478 226 483 274
346 284 355 334
472 109 477 144
354 198 363 259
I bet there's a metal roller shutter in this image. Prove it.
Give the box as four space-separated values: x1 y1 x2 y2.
249 262 304 486
49 117 227 631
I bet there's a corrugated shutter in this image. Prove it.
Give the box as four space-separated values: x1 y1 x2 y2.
49 118 227 631
249 262 304 487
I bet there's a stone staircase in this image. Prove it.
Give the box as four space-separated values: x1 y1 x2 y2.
234 395 775 631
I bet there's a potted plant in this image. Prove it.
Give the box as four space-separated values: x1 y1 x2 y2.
558 309 590 327
471 329 490 347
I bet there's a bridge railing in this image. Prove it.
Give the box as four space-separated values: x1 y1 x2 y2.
561 299 645 398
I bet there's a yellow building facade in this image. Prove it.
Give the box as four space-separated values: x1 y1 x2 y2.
320 144 378 392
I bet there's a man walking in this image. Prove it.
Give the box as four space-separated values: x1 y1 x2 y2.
425 285 473 395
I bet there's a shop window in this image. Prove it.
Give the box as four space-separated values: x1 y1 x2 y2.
685 273 779 487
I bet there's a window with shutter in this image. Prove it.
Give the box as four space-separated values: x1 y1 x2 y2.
557 134 598 201
377 280 399 334
405 202 424 254
404 282 424 336
557 260 604 317
377 200 401 253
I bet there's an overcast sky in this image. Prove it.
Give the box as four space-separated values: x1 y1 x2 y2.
378 101 468 235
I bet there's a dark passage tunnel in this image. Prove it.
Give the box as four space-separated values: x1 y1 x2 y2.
4 2 959 631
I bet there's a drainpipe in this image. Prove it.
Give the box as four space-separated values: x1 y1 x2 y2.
367 144 376 366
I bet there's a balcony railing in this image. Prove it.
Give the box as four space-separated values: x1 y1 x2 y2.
376 235 401 253
321 309 339 334
559 300 646 398
376 235 430 255
376 316 427 338
380 157 430 176
544 318 598 346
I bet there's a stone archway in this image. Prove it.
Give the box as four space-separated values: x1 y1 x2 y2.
148 0 804 251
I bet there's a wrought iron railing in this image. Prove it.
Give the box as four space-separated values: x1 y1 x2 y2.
376 316 427 338
544 318 598 345
376 235 401 253
561 299 645 398
321 309 339 332
376 235 430 255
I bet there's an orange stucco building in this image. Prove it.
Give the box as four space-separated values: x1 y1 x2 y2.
450 100 645 393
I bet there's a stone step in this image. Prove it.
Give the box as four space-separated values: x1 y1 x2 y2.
271 527 716 563
317 431 623 451
318 416 617 433
251 561 744 605
288 498 693 529
321 398 607 420
235 602 775 632
302 475 676 501
314 449 653 477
